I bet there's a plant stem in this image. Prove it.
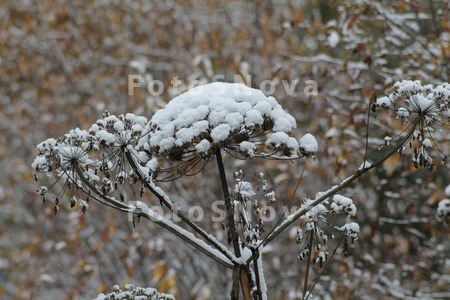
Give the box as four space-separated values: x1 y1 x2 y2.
252 248 262 300
215 149 241 257
215 149 243 299
303 231 313 300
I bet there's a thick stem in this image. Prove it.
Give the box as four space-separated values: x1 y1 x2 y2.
215 150 242 257
252 248 262 300
240 265 253 300
215 150 244 299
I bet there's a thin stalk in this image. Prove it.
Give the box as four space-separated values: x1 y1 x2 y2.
303 232 314 300
305 234 345 300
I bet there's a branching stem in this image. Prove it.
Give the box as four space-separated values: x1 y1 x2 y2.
260 117 419 250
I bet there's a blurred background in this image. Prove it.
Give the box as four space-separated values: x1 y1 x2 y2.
1 0 450 299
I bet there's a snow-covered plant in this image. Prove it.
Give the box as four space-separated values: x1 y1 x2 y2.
32 81 450 299
372 80 450 170
94 284 174 300
138 82 316 181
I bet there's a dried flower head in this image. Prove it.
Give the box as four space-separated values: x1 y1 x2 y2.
294 193 359 266
229 170 275 247
296 199 330 267
32 112 152 214
137 82 318 179
372 80 450 170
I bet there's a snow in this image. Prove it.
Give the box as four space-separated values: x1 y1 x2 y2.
210 124 231 143
145 82 299 157
239 141 256 157
397 107 409 118
235 181 256 197
113 120 125 132
394 80 424 95
376 96 393 108
434 84 450 101
264 191 276 202
32 155 46 170
36 138 58 153
412 94 434 112
445 184 450 196
299 133 318 153
270 108 296 132
437 199 450 222
195 139 211 153
257 253 268 300
266 132 298 152
245 109 264 126
158 137 176 152
175 127 199 146
94 284 175 300
84 170 100 183
146 158 158 171
422 138 432 148
131 123 144 133
328 30 340 47
358 160 372 170
331 195 356 216
222 112 243 130
341 222 360 234
96 130 116 145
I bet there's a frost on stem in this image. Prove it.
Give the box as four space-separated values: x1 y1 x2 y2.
372 80 450 170
138 82 318 180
